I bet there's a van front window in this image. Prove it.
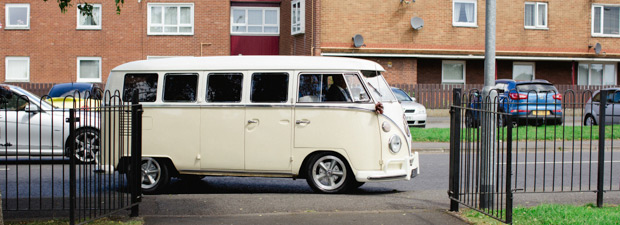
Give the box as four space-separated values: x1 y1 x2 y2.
365 74 396 102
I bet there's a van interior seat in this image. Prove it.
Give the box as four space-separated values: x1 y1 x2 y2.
299 95 320 102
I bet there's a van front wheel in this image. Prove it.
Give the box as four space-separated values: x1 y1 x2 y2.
306 153 355 193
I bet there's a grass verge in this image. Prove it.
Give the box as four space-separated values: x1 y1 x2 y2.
410 125 620 142
463 203 620 225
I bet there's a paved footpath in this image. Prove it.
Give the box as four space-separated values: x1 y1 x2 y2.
140 190 468 225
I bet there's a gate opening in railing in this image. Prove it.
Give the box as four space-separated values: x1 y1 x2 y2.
0 85 142 225
449 87 620 224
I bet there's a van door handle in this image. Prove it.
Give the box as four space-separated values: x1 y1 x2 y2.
248 120 258 124
296 120 311 125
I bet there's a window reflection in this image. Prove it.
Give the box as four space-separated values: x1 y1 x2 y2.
164 73 198 102
251 73 288 103
207 73 243 102
123 74 158 102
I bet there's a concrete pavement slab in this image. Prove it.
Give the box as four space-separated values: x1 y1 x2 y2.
144 209 466 225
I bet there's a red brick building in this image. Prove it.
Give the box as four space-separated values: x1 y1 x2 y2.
2 0 620 94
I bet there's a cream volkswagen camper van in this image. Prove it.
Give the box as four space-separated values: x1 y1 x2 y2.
103 56 419 194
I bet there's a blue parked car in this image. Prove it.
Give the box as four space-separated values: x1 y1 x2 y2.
465 79 563 127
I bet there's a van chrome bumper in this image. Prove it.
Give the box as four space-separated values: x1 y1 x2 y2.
355 151 420 182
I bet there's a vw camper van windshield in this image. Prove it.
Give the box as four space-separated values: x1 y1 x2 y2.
364 73 397 102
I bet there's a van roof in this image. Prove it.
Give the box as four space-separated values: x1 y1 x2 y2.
111 56 386 72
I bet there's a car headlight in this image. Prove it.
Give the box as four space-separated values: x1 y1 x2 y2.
389 135 402 154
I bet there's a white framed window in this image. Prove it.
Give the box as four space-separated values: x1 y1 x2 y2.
524 2 547 29
231 7 280 35
5 57 30 82
77 4 102 30
592 4 620 37
578 62 617 85
452 0 477 27
147 3 194 35
5 4 30 29
513 62 535 81
442 60 466 84
291 0 305 35
77 57 102 82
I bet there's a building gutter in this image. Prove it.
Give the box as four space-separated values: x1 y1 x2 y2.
321 52 620 62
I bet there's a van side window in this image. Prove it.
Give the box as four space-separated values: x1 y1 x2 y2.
207 73 243 102
298 74 358 103
251 73 289 103
163 73 198 102
123 73 158 102
345 74 370 102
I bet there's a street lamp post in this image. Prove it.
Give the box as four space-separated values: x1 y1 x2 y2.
480 0 497 209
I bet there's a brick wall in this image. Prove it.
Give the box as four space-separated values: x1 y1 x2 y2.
0 0 230 84
280 0 314 55
318 0 620 57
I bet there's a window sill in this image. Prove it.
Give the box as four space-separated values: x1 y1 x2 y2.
452 24 478 28
230 32 281 36
592 34 620 38
147 34 195 36
77 27 102 30
291 31 305 36
4 27 30 30
525 27 549 30
4 79 30 83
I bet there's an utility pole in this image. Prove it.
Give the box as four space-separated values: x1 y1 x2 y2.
480 0 497 209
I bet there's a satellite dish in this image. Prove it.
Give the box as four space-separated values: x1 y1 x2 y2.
353 34 365 48
594 43 602 55
411 17 424 30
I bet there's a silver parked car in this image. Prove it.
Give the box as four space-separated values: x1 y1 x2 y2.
391 87 427 128
584 88 620 126
0 84 100 163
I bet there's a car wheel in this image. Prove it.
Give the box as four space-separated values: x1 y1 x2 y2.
465 111 476 128
306 153 355 194
138 157 170 194
497 114 506 127
69 128 100 164
584 115 597 126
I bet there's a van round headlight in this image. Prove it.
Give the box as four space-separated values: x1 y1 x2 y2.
389 135 402 154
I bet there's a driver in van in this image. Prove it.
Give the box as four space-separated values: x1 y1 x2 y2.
326 75 352 102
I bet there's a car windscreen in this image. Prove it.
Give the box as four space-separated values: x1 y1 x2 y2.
515 83 558 93
391 88 412 102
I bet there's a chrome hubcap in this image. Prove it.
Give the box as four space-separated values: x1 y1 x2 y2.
141 158 161 189
312 156 346 191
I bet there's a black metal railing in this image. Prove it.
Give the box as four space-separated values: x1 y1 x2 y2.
449 88 513 223
449 87 620 224
0 86 142 225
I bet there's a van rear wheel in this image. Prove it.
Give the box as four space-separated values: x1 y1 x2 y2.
306 153 355 194
138 158 170 194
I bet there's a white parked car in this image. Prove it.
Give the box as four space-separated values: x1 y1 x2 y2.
0 84 100 163
391 87 427 128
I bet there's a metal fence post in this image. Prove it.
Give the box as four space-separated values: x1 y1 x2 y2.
68 108 76 225
130 91 142 217
597 90 607 208
449 88 462 212
505 114 513 224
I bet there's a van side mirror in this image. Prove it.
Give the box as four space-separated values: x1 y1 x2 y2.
411 97 416 102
